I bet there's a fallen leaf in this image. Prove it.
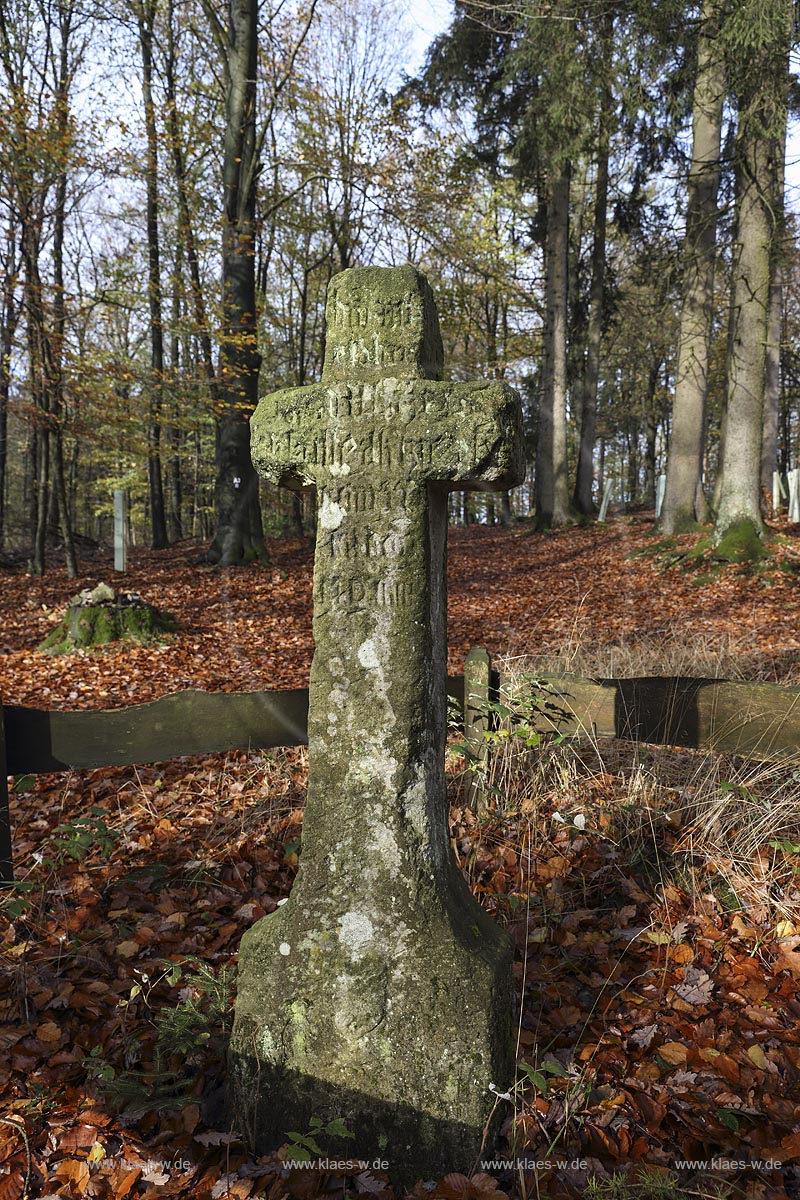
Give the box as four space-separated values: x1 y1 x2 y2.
112 1168 141 1200
435 1175 471 1200
673 964 714 1005
775 936 800 979
115 940 140 959
53 1158 91 1190
0 1171 27 1200
36 1021 61 1044
355 1172 390 1195
211 1176 253 1199
194 1130 243 1147
780 1130 800 1160
657 1042 687 1066
58 1124 99 1152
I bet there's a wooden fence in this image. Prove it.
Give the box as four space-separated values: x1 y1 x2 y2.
3 647 800 882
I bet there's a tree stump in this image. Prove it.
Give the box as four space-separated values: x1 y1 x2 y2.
39 583 179 654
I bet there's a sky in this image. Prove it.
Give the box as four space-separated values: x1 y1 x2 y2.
404 0 453 72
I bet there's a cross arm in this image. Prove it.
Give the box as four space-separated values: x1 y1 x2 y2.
250 383 327 490
418 380 526 491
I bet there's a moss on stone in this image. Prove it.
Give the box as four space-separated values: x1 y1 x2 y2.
39 587 179 655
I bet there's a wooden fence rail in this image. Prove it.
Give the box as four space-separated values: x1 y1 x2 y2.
3 648 800 882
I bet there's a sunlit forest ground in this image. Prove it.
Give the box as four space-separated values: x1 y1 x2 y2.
3 516 800 1200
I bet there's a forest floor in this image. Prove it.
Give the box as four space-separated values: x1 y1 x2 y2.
3 515 800 1200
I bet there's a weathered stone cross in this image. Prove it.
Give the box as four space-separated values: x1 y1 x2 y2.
229 266 525 1180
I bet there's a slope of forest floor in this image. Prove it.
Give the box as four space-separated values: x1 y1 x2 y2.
2 516 800 1200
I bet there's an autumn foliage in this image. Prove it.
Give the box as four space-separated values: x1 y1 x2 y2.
2 519 800 1199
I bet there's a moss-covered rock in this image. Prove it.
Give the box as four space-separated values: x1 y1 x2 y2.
39 584 179 654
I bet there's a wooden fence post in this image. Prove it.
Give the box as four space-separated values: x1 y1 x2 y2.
0 703 12 883
464 647 491 809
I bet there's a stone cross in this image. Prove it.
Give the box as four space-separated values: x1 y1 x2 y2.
228 266 525 1180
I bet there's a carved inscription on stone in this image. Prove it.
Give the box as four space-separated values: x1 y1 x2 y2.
331 295 416 331
261 422 493 473
314 575 415 608
320 529 406 560
322 264 443 383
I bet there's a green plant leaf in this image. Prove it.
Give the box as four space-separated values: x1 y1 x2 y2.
324 1118 354 1139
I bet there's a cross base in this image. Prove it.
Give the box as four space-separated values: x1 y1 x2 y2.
228 874 513 1182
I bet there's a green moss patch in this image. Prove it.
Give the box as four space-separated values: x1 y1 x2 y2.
39 583 180 655
712 518 770 564
627 521 800 585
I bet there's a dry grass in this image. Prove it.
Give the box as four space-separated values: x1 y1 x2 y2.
500 621 756 681
468 646 800 926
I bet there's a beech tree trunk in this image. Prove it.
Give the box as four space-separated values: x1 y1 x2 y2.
51 0 78 578
573 16 611 517
713 3 788 549
714 139 771 541
760 129 785 511
204 0 267 566
168 242 183 542
0 230 19 550
661 0 724 534
166 0 217 392
536 167 574 529
138 0 169 550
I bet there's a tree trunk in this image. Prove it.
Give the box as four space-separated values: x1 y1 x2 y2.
760 128 785 513
51 1 77 578
713 4 788 550
138 0 169 550
661 0 725 534
536 166 574 529
32 435 49 574
643 369 660 508
166 0 218 392
573 17 611 517
761 263 782 513
204 0 267 566
0 232 19 550
168 250 183 542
